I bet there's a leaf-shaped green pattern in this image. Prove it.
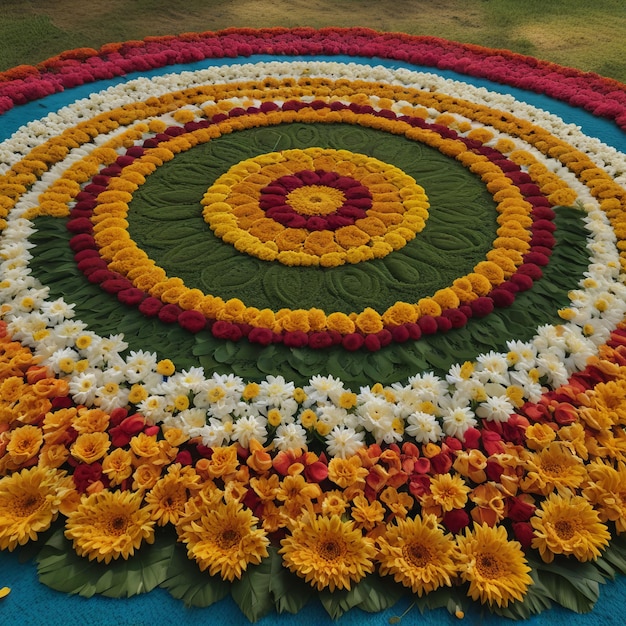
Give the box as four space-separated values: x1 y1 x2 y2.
231 556 274 622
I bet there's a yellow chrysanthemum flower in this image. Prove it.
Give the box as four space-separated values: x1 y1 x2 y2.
456 522 532 608
521 442 587 496
64 490 155 564
531 492 611 563
0 467 71 550
377 514 458 595
177 499 269 581
279 512 376 591
144 464 201 526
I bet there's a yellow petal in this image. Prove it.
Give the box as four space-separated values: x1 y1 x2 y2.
0 587 11 599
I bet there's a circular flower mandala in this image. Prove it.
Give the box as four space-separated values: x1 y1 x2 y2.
1 26 626 625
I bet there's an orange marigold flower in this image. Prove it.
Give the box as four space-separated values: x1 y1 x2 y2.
205 445 239 479
101 448 134 487
328 455 368 489
144 464 200 526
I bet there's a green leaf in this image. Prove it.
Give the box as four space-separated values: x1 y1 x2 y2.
36 527 174 598
319 583 366 620
267 547 314 614
231 556 274 622
355 574 404 613
160 541 230 608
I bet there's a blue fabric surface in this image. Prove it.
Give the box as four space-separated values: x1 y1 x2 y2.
1 50 625 625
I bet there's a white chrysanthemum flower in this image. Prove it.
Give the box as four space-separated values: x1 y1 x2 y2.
82 334 128 367
357 399 397 443
46 347 80 374
475 395 515 423
405 372 448 403
255 375 295 409
68 371 99 405
177 408 209 431
137 394 168 422
274 423 308 452
508 369 544 403
124 350 158 384
40 298 75 325
94 381 130 413
303 374 345 405
232 415 267 447
317 404 351 430
325 425 365 459
189 417 232 448
505 340 538 370
536 351 570 388
474 351 511 385
442 406 477 440
51 319 88 346
405 411 443 443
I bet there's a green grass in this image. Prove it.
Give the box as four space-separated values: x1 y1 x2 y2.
0 0 624 82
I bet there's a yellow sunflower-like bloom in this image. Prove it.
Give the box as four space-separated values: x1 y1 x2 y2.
456 522 532 608
64 489 155 564
377 514 458 595
279 512 376 591
521 442 587 496
583 460 626 532
177 499 269 581
144 464 201 526
531 492 611 563
0 466 72 550
421 473 471 517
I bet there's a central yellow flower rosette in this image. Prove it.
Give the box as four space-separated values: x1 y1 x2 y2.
201 148 430 268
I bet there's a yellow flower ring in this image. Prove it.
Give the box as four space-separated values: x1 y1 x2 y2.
36 84 571 353
201 148 430 267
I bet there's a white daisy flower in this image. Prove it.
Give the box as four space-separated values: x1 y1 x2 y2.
405 411 443 443
68 371 99 405
442 406 477 440
232 415 267 447
274 423 308 452
325 425 365 459
475 396 515 423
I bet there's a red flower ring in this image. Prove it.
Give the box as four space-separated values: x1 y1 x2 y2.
259 170 371 231
66 97 556 350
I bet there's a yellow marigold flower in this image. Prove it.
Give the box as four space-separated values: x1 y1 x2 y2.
326 312 355 334
456 522 532 608
432 288 460 310
380 486 414 519
132 463 162 491
338 391 358 410
474 261 505 286
144 464 200 526
65 490 155 564
280 309 310 333
205 445 239 479
382 301 418 326
6 424 43 465
280 512 376 591
377 514 458 595
531 492 610 563
354 307 384 334
128 384 148 404
350 493 385 530
70 432 110 464
72 408 110 434
0 466 70 550
300 408 318 429
156 359 176 376
417 297 442 317
321 490 350 517
521 442 587 496
129 432 161 461
101 448 133 487
177 499 269 581
38 443 70 469
335 225 371 248
524 423 557 451
425 473 471 513
276 474 322 513
328 456 368 489
242 382 260 400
